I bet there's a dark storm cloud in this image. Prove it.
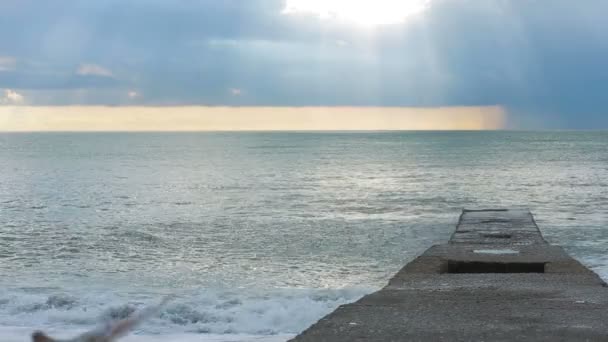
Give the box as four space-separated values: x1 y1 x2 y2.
0 0 607 127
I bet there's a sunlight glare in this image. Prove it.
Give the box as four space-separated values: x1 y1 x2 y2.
283 0 430 26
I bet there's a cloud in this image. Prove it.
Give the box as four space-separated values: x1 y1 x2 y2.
0 56 16 71
282 0 430 26
77 64 113 78
335 40 349 47
0 88 24 104
0 1 607 127
0 71 121 90
229 88 243 96
128 90 139 99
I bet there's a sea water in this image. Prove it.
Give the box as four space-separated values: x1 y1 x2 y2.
1 131 607 341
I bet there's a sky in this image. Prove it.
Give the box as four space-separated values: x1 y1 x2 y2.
0 0 607 130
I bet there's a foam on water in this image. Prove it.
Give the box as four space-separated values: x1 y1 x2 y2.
0 287 369 339
0 327 292 342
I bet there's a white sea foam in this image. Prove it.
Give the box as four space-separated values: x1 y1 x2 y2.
0 287 369 338
0 327 292 342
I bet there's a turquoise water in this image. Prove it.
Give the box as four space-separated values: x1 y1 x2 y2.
1 131 607 340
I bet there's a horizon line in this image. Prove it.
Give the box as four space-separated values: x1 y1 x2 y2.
2 129 608 133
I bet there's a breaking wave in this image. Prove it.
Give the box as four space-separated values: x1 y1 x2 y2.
0 287 370 336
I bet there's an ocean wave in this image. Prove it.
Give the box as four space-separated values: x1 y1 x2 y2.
0 287 370 336
0 327 293 342
15 294 78 313
114 230 164 243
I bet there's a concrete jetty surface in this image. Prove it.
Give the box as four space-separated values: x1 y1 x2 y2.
291 209 608 341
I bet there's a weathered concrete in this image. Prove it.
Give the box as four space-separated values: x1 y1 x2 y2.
291 209 608 341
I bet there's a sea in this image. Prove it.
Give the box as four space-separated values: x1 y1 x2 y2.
0 131 607 341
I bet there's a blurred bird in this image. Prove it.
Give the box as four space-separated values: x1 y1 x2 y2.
31 297 172 342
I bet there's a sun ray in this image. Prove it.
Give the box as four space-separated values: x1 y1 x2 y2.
283 0 430 26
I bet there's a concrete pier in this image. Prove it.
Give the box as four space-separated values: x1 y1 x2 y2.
291 209 608 341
